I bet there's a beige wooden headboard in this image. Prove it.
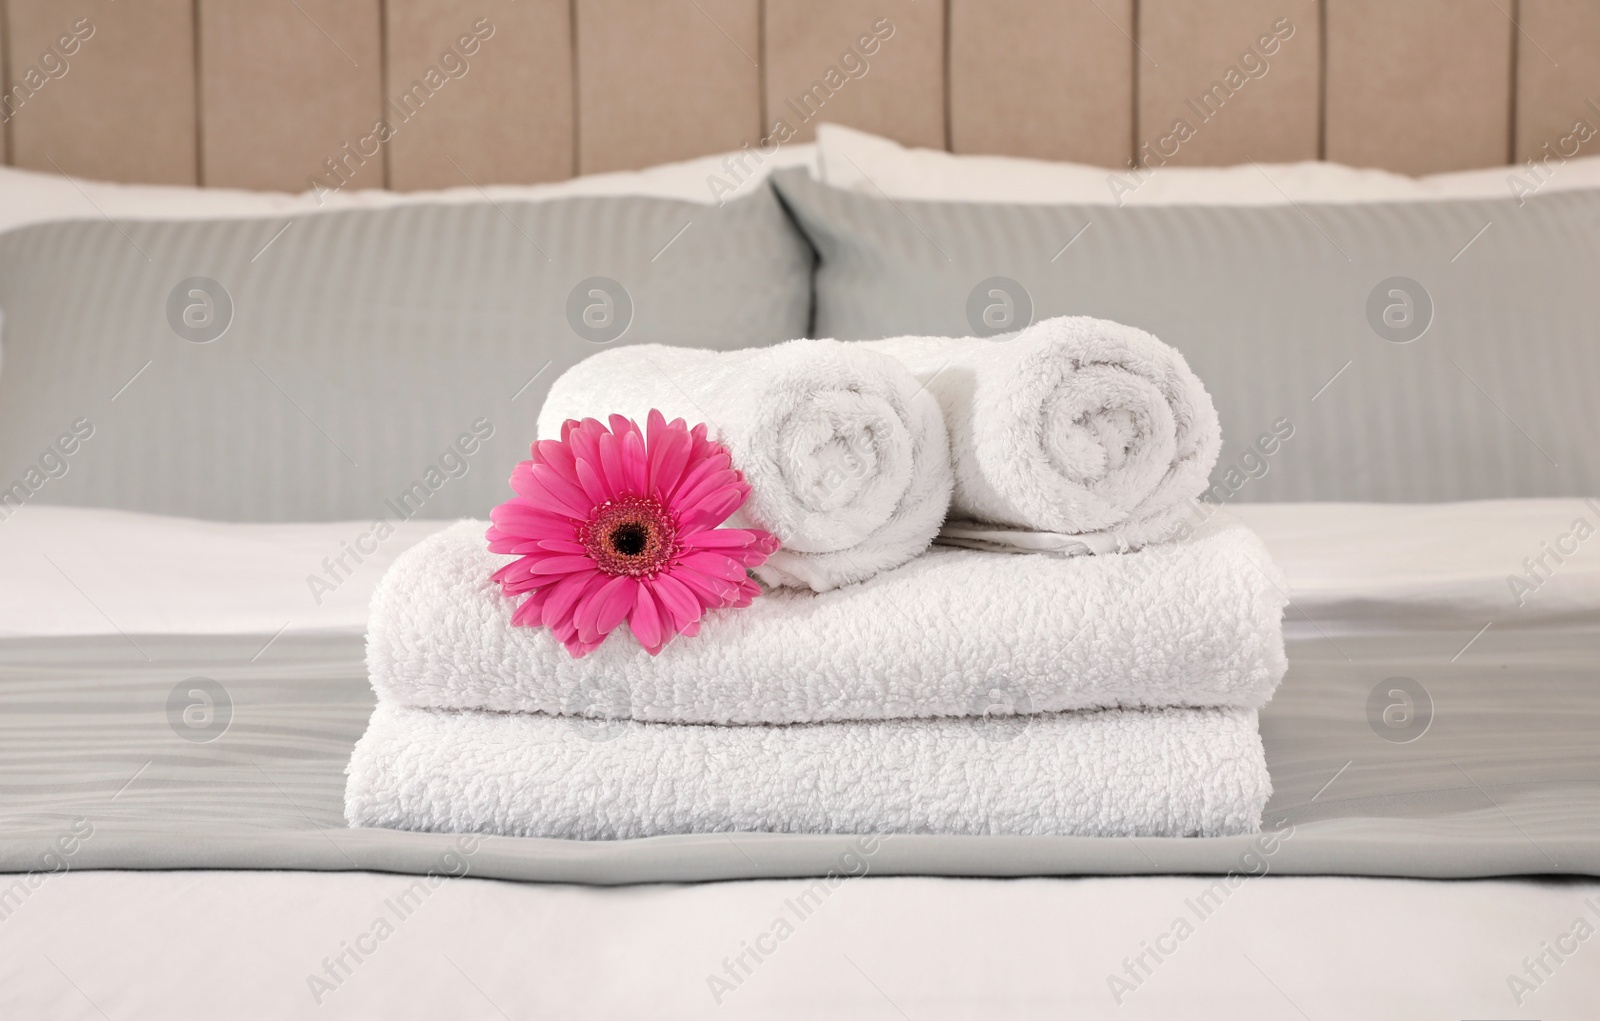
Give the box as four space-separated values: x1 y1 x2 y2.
1 0 1595 192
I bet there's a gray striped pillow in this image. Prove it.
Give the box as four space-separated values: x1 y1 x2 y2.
773 168 1599 503
0 185 812 522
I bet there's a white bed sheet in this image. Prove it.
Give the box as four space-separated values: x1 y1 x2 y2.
1 870 1593 1020
0 506 449 637
1228 499 1600 634
815 122 1600 205
0 143 816 234
3 499 1597 638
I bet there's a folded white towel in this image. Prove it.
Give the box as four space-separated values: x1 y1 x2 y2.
863 316 1221 551
367 515 1288 724
536 339 952 591
345 703 1270 839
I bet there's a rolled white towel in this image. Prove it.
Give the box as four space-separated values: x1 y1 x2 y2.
367 515 1288 724
537 339 951 591
863 315 1221 552
345 702 1270 839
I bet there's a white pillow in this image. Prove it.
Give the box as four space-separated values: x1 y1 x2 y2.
0 143 816 235
815 123 1599 206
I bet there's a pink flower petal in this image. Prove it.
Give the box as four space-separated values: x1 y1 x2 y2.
508 462 542 501
528 555 600 576
593 574 638 636
670 565 739 606
597 430 629 498
630 584 665 653
534 439 580 486
681 527 767 549
491 501 576 534
620 427 648 497
566 419 605 469
542 571 605 630
505 539 559 556
510 588 550 626
666 452 731 506
608 413 641 444
535 538 588 554
573 456 614 507
667 451 721 496
675 471 743 516
574 573 633 642
549 617 579 643
512 467 591 521
723 577 761 608
531 463 595 518
678 551 748 583
489 559 525 582
496 561 541 586
649 572 703 631
647 419 692 499
677 488 747 533
490 525 571 554
720 545 777 568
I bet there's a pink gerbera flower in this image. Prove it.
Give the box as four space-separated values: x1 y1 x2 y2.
486 411 779 657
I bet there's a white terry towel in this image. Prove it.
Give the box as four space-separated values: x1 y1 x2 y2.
345 703 1270 839
863 316 1222 553
536 339 952 591
367 516 1288 724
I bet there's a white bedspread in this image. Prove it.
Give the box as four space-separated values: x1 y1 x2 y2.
1232 499 1600 632
1 870 1593 1020
2 499 1596 638
0 506 448 637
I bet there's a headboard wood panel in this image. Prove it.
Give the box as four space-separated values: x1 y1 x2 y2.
1515 0 1600 165
948 0 1133 166
199 0 384 192
576 0 759 175
386 0 574 191
0 8 8 164
0 0 1586 191
765 0 945 150
1325 0 1514 176
1137 0 1320 166
9 0 196 184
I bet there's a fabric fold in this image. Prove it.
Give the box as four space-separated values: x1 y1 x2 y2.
345 702 1271 839
862 316 1221 552
366 515 1288 724
536 339 952 591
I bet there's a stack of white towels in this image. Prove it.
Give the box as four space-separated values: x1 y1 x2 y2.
346 317 1289 840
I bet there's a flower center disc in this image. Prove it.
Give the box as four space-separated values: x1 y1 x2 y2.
610 523 649 556
583 496 676 577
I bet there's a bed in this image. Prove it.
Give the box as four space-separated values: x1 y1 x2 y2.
2 501 1598 1017
5 5 1600 1010
5 499 1600 881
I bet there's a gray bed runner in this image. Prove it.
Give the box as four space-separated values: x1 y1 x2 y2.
2 629 1596 884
